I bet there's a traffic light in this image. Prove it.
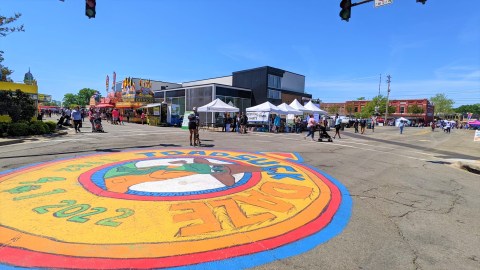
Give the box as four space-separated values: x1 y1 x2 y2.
416 0 427 4
339 0 352 22
85 0 96 19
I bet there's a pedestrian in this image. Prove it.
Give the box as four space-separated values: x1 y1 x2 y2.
371 118 375 132
88 107 96 132
71 106 82 133
360 118 366 134
304 114 316 141
119 113 124 125
445 121 451 133
232 113 238 132
431 121 436 132
222 113 227 132
333 113 342 139
225 113 232 132
353 119 359 133
126 111 130 123
399 120 405 134
240 112 248 134
274 114 281 133
188 108 199 146
235 112 241 133
295 115 302 133
141 111 146 125
112 108 119 125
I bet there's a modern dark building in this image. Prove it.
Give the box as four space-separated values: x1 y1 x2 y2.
232 66 311 106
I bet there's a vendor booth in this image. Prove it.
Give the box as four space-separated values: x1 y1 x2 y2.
197 98 239 129
140 103 170 126
246 101 285 132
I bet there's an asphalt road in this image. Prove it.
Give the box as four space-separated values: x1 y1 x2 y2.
0 119 479 270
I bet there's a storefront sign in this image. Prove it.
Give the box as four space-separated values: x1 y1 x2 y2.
153 106 160 116
474 130 480 142
247 112 269 122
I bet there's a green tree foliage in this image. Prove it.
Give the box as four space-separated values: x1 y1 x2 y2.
62 88 100 108
0 13 24 37
357 97 366 100
345 103 354 117
1 13 24 81
62 93 78 108
430 93 454 115
407 104 424 114
0 90 36 122
326 105 340 115
454 104 480 115
77 88 98 106
361 95 395 117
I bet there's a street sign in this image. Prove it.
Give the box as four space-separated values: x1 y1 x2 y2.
375 0 393 8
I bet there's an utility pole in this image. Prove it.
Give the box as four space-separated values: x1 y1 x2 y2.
378 74 382 96
384 75 391 125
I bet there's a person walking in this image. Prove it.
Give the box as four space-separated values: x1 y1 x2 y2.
399 120 405 134
71 106 82 133
333 114 342 139
112 108 119 125
240 112 248 134
88 107 96 132
188 108 200 146
353 119 359 133
294 115 301 134
232 113 238 132
235 112 241 133
371 118 375 132
304 114 316 141
141 111 146 125
360 118 367 134
274 114 281 133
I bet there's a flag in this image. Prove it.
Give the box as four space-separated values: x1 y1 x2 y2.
106 75 110 93
113 72 116 92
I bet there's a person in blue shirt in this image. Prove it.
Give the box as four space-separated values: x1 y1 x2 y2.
71 106 82 133
274 114 281 133
333 114 342 139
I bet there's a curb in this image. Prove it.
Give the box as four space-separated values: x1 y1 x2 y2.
0 130 69 147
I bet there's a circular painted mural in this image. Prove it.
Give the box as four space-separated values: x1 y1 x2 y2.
0 149 351 270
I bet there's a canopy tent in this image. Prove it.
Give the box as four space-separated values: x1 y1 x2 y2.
197 98 239 112
140 103 163 109
95 103 114 108
395 117 411 127
289 99 311 113
304 101 328 115
277 103 302 115
246 101 285 114
468 120 480 126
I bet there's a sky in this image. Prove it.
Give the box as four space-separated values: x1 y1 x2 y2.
1 0 479 106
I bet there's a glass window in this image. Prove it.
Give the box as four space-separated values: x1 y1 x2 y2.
268 89 281 99
400 106 405 113
268 74 282 89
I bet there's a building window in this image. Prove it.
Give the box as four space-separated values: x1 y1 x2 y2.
267 89 281 99
268 74 282 89
400 106 405 113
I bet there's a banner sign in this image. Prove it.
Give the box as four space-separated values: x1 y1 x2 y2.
113 72 116 92
182 111 193 129
106 75 109 93
247 112 269 122
475 130 480 142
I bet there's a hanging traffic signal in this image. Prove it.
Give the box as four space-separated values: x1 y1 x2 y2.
85 0 96 19
339 0 352 22
416 0 427 4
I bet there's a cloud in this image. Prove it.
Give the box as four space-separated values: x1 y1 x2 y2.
219 44 268 63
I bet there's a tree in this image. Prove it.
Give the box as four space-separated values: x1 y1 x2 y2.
361 95 395 117
407 104 424 114
430 93 454 115
62 93 78 108
1 13 24 81
345 103 354 117
0 90 36 122
454 104 480 115
0 13 24 37
77 88 98 106
357 97 366 100
327 105 340 115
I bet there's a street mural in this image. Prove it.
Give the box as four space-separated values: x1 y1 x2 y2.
0 149 352 270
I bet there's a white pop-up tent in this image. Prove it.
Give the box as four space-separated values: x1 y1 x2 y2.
277 103 302 115
197 98 239 112
304 101 328 115
289 99 311 113
246 101 285 114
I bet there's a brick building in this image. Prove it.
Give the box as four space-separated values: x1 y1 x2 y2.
322 99 434 123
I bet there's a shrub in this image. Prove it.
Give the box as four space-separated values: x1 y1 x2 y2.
8 122 29 136
28 121 47 135
0 122 9 137
44 121 57 133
